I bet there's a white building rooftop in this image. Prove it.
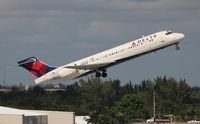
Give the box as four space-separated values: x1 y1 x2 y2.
0 106 45 116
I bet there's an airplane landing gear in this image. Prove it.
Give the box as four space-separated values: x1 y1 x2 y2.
102 70 107 77
175 43 180 50
95 69 107 78
102 72 107 77
95 71 101 77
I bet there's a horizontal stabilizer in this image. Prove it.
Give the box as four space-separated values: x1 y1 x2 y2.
64 61 115 70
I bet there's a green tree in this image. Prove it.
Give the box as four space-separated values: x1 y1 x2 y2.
112 94 146 124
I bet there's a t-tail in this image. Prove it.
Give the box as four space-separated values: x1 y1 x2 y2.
17 57 56 78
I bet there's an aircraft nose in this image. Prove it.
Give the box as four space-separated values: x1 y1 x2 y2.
177 33 185 41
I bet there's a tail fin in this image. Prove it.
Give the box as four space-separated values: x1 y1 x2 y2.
17 57 56 78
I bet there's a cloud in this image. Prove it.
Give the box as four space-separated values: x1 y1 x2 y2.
128 0 159 2
0 0 199 13
0 0 200 85
80 21 123 38
0 0 199 46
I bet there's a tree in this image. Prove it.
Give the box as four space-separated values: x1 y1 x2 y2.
112 94 146 124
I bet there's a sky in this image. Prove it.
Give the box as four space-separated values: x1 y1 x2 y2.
0 0 200 86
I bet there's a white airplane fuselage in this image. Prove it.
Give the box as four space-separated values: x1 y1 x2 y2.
34 30 185 84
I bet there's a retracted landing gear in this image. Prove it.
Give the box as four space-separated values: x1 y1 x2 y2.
175 43 180 50
95 69 107 78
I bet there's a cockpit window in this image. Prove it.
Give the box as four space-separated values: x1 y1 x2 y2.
166 30 173 35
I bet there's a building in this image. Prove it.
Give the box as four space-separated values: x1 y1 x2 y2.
0 106 74 124
0 88 12 93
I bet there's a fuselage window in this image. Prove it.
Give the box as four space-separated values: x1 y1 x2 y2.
142 39 145 42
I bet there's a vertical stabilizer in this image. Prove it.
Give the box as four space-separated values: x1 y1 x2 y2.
18 57 56 77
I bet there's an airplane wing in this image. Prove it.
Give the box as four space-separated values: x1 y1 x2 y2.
64 61 115 70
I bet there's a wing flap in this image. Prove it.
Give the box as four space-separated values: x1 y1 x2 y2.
64 61 115 70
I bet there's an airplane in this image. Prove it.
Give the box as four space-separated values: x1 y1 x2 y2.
18 30 185 85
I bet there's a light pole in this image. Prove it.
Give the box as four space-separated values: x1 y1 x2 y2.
3 65 14 87
3 66 6 87
153 95 156 119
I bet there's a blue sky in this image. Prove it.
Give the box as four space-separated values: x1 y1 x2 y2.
0 0 199 86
